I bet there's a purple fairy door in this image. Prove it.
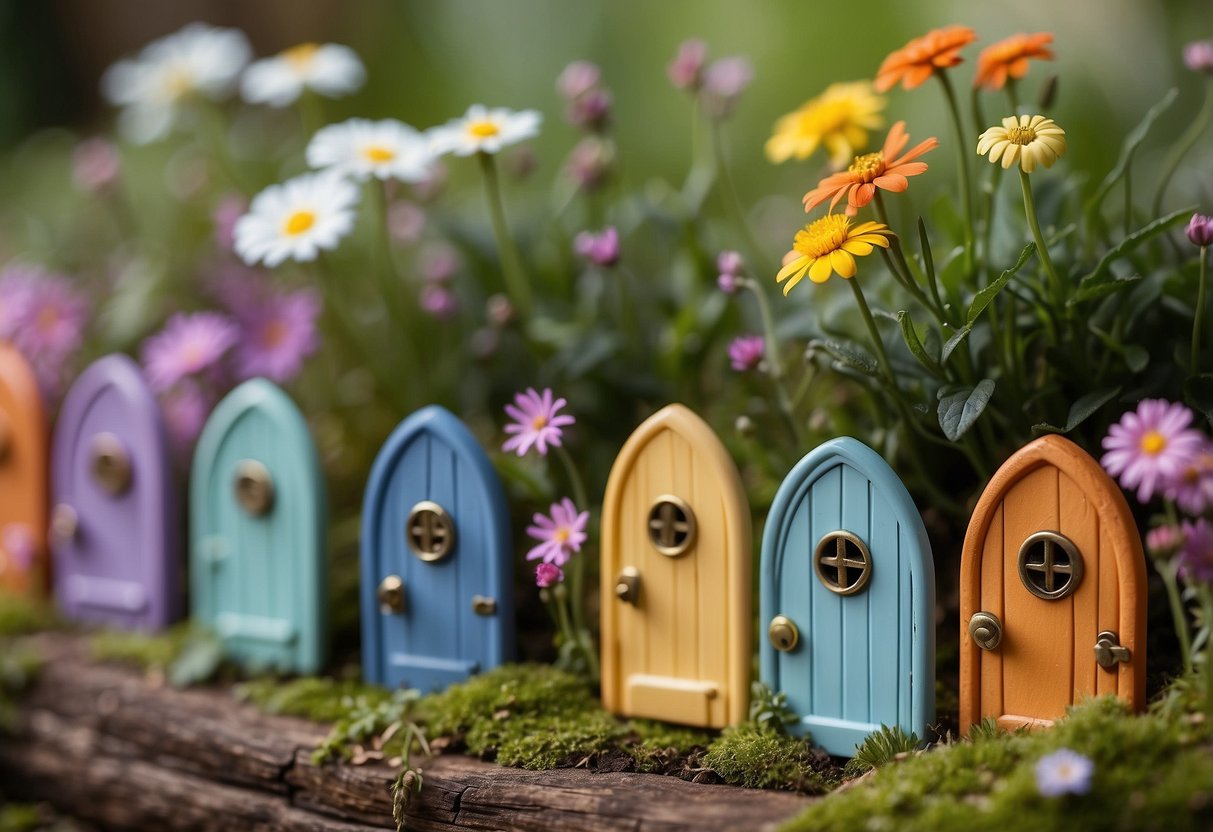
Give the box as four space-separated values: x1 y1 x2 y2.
51 354 179 630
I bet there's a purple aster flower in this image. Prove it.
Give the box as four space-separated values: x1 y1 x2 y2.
1101 399 1206 503
702 56 754 119
567 88 612 132
1164 444 1213 515
502 387 575 457
1035 749 1094 797
1185 40 1213 74
728 334 766 372
420 285 460 321
159 380 215 451
72 138 121 192
141 311 238 392
574 227 620 267
557 61 602 101
525 498 589 567
0 266 90 396
1188 213 1213 247
1 523 38 574
668 39 709 91
233 288 321 383
1146 524 1183 560
1178 518 1213 583
565 136 614 192
717 250 745 294
535 561 565 588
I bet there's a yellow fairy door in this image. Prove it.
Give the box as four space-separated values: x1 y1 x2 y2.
600 404 751 728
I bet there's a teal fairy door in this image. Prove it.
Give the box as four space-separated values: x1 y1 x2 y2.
760 437 935 756
361 405 513 692
190 379 326 674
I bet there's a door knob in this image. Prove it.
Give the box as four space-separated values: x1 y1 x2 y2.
377 575 405 615
471 595 497 616
1094 631 1131 669
768 615 800 652
51 504 79 542
968 611 1002 651
615 567 641 605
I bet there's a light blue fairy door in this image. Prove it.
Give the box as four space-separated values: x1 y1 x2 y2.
190 379 327 674
760 437 935 756
361 405 514 691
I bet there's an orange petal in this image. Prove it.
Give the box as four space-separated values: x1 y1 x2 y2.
851 183 877 206
889 161 929 178
904 63 934 89
893 137 939 165
873 173 909 192
882 121 909 159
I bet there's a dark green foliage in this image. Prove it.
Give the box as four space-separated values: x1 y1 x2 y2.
0 595 57 637
89 623 224 686
312 687 423 765
748 681 798 735
0 645 39 730
703 724 833 794
846 724 922 776
780 697 1213 832
236 675 392 724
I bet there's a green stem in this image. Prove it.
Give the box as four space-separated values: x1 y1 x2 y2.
873 194 943 323
1018 169 1064 305
1194 246 1208 375
1153 79 1213 217
1160 558 1194 676
297 90 325 137
743 278 807 447
477 152 534 317
1200 585 1213 715
936 70 976 274
371 182 421 396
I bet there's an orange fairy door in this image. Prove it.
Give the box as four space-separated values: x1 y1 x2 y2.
600 404 751 729
960 435 1146 732
0 345 49 596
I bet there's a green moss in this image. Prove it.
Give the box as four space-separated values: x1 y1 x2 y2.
236 675 391 724
846 724 921 776
0 644 40 730
703 723 834 794
780 697 1213 832
0 804 43 832
90 623 224 686
0 594 58 637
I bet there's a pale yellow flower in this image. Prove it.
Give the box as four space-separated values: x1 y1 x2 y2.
765 82 886 168
976 114 1067 173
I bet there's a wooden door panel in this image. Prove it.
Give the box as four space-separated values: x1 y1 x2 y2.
0 346 47 596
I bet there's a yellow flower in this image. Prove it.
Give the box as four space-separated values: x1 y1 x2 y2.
776 214 892 294
765 82 886 168
976 114 1066 173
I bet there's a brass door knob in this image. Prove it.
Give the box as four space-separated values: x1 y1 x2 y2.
968 611 1002 651
233 460 275 516
471 595 497 616
615 567 641 605
377 575 405 615
90 433 132 496
50 504 79 542
1094 631 1131 669
768 615 800 652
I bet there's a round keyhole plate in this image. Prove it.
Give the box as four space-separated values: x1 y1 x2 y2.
1017 530 1083 601
813 531 872 596
90 433 132 496
233 459 275 517
406 501 455 562
768 615 800 653
647 495 696 557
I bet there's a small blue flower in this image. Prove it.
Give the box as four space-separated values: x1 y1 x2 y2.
1035 748 1094 797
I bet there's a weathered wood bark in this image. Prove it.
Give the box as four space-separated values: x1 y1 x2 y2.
0 635 813 831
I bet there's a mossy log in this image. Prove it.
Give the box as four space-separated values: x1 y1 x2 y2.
0 635 813 831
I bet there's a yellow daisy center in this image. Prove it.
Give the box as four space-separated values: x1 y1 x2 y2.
362 145 396 163
531 414 548 430
848 151 886 182
283 210 316 236
793 214 851 258
555 528 570 543
1140 430 1167 455
283 43 320 69
1007 125 1037 145
467 119 501 139
163 66 194 99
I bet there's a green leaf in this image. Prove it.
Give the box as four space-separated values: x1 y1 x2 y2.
167 631 224 687
940 245 1035 365
1073 208 1193 302
896 311 943 376
1185 374 1213 423
938 379 996 441
1070 273 1144 304
1032 387 1121 435
809 338 878 378
1085 87 1178 216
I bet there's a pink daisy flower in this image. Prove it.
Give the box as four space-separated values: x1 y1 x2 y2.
728 334 766 372
1178 518 1213 583
1146 524 1183 559
525 498 589 567
502 387 575 457
574 227 619 267
0 266 90 396
141 311 239 392
1100 399 1206 503
535 562 565 587
159 380 215 451
1164 444 1213 516
420 285 460 321
233 288 321 383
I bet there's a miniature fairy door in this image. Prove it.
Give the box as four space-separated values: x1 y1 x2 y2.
759 437 935 755
191 379 326 674
51 354 178 630
960 435 1147 732
361 405 513 691
600 404 751 729
0 345 48 596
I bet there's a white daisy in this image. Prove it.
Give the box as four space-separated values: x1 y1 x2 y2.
428 104 542 157
241 43 366 107
233 172 360 267
101 23 251 144
306 118 435 182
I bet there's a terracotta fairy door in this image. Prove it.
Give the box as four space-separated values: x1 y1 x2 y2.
191 379 327 674
361 405 514 691
960 435 1147 732
0 346 48 596
51 354 178 630
760 437 935 755
600 404 751 728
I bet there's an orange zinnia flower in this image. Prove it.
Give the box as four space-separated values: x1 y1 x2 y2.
802 121 938 215
974 33 1054 91
874 25 978 92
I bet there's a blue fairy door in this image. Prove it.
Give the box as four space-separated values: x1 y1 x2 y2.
190 379 327 674
361 405 514 691
760 437 935 756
